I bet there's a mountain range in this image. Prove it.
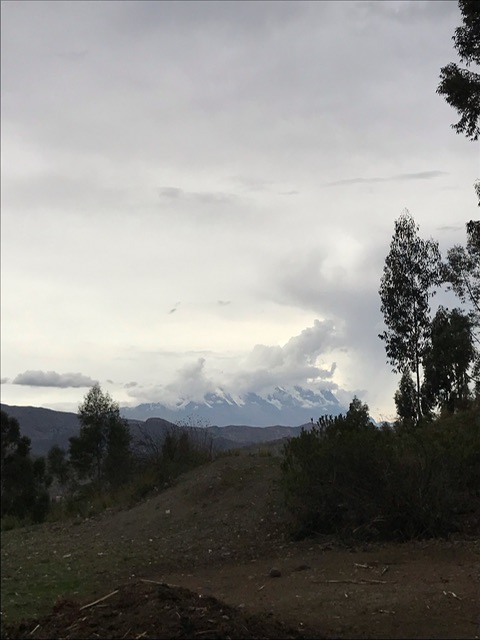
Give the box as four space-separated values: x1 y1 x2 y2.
121 385 343 426
1 385 345 456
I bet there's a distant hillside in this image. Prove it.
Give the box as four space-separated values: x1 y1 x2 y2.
0 404 312 456
0 404 81 454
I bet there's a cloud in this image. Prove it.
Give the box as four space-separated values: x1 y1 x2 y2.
1 378 10 384
165 358 214 400
1 0 474 423
325 170 448 187
232 319 339 395
124 381 138 389
55 49 89 60
231 176 275 192
13 371 98 388
217 300 231 306
158 187 236 205
436 225 463 233
126 320 341 405
158 187 183 199
129 357 217 405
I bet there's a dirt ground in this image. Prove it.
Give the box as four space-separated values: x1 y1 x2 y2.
160 538 480 639
1 580 316 640
1 450 479 639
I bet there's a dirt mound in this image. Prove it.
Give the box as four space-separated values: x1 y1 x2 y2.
1 580 319 640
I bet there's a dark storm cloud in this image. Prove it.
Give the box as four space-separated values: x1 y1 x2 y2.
13 370 98 388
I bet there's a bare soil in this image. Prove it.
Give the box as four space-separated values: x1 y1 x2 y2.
1 449 479 639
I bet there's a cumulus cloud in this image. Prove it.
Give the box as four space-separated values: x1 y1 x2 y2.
232 319 339 395
1 378 10 384
13 371 98 388
126 320 341 405
165 358 215 399
126 356 217 406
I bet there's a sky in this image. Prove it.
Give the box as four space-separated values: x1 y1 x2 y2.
1 0 479 422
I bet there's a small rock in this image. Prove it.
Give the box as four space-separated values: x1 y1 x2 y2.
269 568 281 578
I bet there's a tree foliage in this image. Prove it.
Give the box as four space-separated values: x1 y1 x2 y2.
47 445 71 488
422 307 475 412
69 384 132 489
1 410 51 523
394 370 419 427
133 419 214 492
445 220 480 316
379 211 441 420
282 397 480 542
437 0 480 141
444 220 480 393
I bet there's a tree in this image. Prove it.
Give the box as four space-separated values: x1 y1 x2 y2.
445 220 480 316
394 370 419 427
342 396 373 431
1 410 51 522
47 445 71 488
421 307 475 412
379 211 441 421
69 384 132 489
437 0 480 141
444 220 480 393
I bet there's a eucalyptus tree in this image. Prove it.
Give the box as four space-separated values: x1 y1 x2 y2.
379 211 441 422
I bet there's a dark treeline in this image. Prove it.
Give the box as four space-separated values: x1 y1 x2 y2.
1 385 215 528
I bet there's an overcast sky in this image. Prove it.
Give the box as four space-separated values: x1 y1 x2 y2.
1 0 478 421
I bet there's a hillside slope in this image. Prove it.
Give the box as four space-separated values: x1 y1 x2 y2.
2 448 478 639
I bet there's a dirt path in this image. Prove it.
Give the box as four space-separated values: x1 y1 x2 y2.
159 540 480 639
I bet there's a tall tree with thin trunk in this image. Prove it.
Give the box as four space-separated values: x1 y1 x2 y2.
379 211 441 422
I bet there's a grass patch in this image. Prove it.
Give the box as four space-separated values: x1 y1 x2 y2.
0 521 137 624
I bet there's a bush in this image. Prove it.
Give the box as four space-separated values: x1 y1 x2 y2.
280 399 480 542
133 420 214 488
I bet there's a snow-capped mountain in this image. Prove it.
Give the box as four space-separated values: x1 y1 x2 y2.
120 386 344 427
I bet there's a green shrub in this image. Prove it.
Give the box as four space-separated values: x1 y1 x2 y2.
281 399 479 542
